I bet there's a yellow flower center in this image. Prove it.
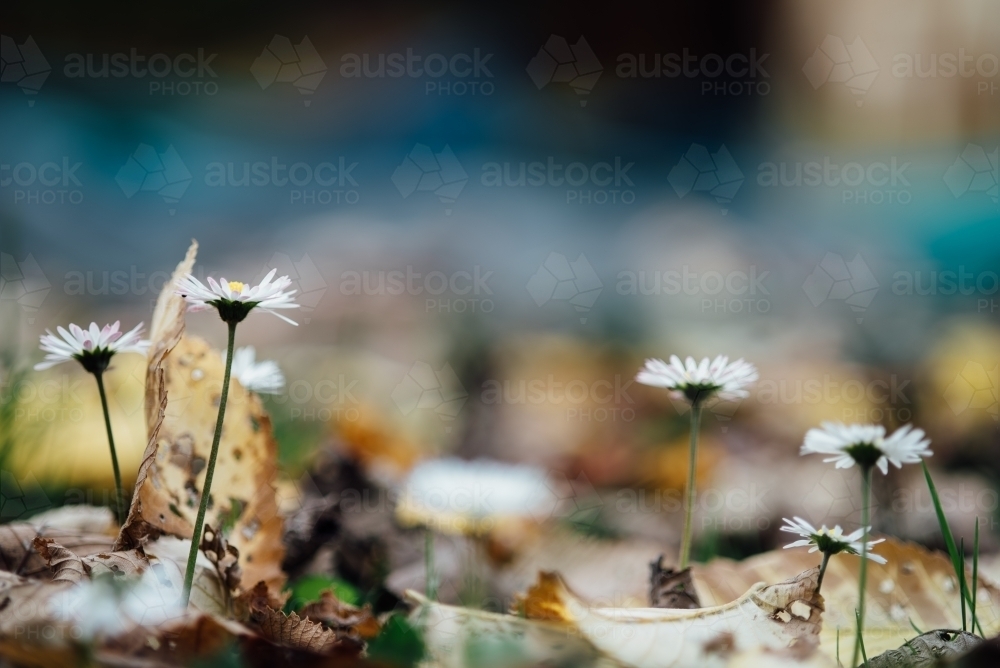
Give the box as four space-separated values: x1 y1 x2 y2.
228 281 245 292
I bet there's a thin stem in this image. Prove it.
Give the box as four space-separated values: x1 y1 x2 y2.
93 371 125 525
425 529 437 600
679 403 702 570
182 320 237 606
817 551 831 594
852 465 873 668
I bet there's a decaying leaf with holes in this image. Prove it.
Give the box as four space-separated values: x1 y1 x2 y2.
116 241 285 595
694 536 1000 660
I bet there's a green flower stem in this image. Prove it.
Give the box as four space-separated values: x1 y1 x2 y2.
852 464 873 668
425 529 437 600
183 320 237 606
679 403 702 570
816 551 831 594
93 371 125 525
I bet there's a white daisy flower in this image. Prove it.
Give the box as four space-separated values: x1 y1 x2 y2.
636 354 758 405
396 458 560 535
801 422 932 474
35 321 149 372
176 268 300 325
231 346 284 394
781 516 886 564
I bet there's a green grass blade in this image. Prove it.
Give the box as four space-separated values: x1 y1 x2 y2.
973 518 980 635
960 538 967 631
908 618 923 635
921 462 977 630
856 609 869 667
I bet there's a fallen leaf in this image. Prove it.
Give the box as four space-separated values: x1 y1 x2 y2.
117 242 285 595
33 537 87 583
298 590 380 639
0 522 114 579
513 569 823 667
407 589 606 668
241 581 363 657
694 536 1000 660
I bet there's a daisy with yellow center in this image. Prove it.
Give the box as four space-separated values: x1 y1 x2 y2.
174 268 300 606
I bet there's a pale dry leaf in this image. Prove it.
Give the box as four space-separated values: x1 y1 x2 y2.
406 589 609 668
144 536 228 616
514 569 823 667
117 242 284 595
694 536 1000 660
29 505 117 535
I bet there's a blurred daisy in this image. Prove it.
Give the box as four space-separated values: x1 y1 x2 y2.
801 423 932 474
231 346 284 394
396 458 559 536
35 321 149 372
176 268 300 325
636 355 758 405
781 517 886 564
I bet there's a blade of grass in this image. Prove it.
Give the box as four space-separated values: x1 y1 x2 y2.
908 618 923 635
836 627 841 667
855 609 869 667
959 538 967 631
972 518 980 635
921 462 980 633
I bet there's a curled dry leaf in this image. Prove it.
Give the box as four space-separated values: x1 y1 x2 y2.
517 569 823 667
694 536 1000 660
33 537 87 583
239 581 364 657
298 590 381 640
116 241 285 595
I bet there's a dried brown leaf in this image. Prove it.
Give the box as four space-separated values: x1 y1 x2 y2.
241 581 362 656
298 590 380 640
